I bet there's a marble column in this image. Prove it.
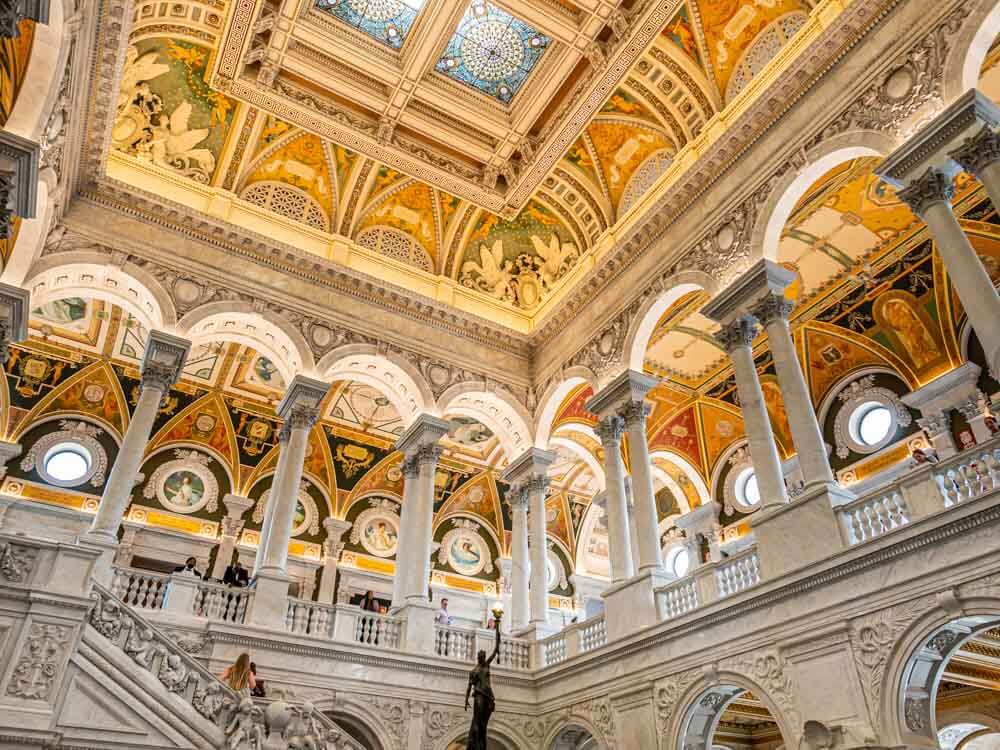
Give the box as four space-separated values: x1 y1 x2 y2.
752 293 838 492
394 415 450 606
876 89 1000 379
211 493 253 580
897 168 1000 378
256 377 327 576
317 517 351 604
87 331 190 543
713 317 788 509
594 416 633 583
506 484 530 630
253 441 290 576
501 447 556 635
391 453 420 609
588 370 662 573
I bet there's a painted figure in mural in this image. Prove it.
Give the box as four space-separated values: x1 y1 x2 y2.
881 299 939 370
464 615 501 750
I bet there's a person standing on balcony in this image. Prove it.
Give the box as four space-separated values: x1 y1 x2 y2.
173 556 204 578
221 652 257 698
361 591 380 612
435 597 452 626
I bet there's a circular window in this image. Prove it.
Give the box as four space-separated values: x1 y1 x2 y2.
665 545 690 578
42 442 93 486
852 402 894 447
734 467 760 509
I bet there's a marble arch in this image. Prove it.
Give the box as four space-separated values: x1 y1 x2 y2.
623 272 718 372
177 303 314 384
437 383 532 461
550 435 605 492
944 0 1000 101
881 596 1000 750
534 367 599 449
4 179 55 287
542 717 606 750
24 252 176 332
313 697 392 750
750 131 897 263
669 671 795 750
317 344 433 428
437 718 526 750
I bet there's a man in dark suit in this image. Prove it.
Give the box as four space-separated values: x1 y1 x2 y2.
223 558 249 587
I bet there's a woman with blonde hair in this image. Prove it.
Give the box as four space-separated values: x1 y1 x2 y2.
220 652 256 696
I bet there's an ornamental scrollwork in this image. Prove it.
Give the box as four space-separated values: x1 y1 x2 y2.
721 649 799 731
654 668 701 737
833 376 912 458
437 518 494 576
21 420 108 488
142 449 219 514
0 540 37 583
5 622 71 700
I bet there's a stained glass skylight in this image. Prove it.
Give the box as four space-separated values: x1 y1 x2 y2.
436 1 549 103
314 0 424 49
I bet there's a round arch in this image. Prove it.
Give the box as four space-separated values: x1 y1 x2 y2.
881 596 1000 750
317 344 434 428
534 367 599 448
177 303 313 384
624 272 718 372
438 718 526 750
3 178 55 287
24 253 176 332
550 435 605 492
542 716 607 750
943 0 1000 102
316 697 393 750
437 383 532 461
749 132 896 263
668 670 796 750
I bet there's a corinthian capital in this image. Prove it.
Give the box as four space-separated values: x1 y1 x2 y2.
524 474 550 496
402 455 421 479
284 403 320 431
897 167 955 218
140 361 178 393
751 294 794 328
713 316 757 354
506 482 529 511
416 444 443 468
620 400 651 427
949 126 1000 178
594 415 625 448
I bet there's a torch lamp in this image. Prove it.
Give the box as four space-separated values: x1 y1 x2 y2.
491 602 503 629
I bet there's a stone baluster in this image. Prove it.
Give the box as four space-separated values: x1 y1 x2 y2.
249 375 328 628
317 517 351 605
81 331 189 582
210 494 253 580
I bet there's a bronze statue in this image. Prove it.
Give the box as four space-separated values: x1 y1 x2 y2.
464 614 501 750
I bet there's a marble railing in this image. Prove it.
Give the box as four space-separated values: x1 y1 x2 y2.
936 442 1000 507
837 489 910 545
195 579 253 624
542 631 567 666
660 575 699 619
243 697 365 750
331 604 403 649
110 566 168 610
432 625 532 670
285 597 336 638
715 547 761 598
579 614 607 653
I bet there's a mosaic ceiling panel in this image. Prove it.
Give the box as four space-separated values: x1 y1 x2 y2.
314 0 424 48
436 1 549 103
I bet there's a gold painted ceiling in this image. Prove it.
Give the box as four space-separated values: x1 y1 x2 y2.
109 0 823 320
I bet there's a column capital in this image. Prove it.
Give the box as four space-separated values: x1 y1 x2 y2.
896 167 956 218
0 2 50 38
620 400 652 427
322 516 352 543
0 132 39 237
0 282 28 364
702 259 796 325
506 482 530 510
713 316 758 353
501 447 556 486
140 330 191 392
917 411 951 436
276 374 329 422
222 493 254 519
585 369 659 418
416 444 443 467
750 293 794 328
395 413 450 456
949 125 1000 178
402 454 421 478
594 415 626 448
220 516 245 539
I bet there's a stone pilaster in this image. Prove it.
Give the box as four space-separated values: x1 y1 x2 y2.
210 494 254 580
317 517 351 604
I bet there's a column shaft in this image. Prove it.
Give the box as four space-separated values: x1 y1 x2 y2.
258 422 311 574
211 518 243 580
527 477 549 624
755 296 836 489
596 417 634 583
88 380 166 539
718 319 788 508
509 491 530 630
392 457 420 609
405 446 441 602
623 403 663 572
254 441 290 576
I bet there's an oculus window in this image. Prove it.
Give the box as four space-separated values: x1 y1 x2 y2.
437 1 549 103
315 0 424 48
43 442 93 486
851 402 894 448
734 467 760 509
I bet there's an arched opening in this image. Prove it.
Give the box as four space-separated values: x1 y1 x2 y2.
445 732 520 750
325 710 385 750
548 723 600 749
893 616 1000 750
677 683 787 750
